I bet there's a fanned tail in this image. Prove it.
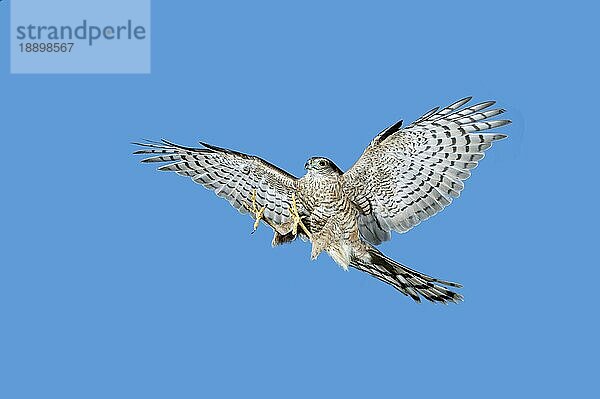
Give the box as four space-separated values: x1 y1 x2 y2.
351 245 463 304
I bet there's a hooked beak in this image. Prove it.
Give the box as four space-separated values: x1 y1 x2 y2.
304 161 309 170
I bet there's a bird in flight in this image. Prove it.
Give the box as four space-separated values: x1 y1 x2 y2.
134 97 509 303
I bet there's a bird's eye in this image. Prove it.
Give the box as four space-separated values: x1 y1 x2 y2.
319 160 326 167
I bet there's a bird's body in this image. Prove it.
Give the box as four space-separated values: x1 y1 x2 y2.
134 97 509 303
296 160 362 268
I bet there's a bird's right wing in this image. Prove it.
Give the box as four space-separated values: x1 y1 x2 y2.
133 140 298 228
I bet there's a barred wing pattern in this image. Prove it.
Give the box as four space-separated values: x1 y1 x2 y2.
133 140 298 227
343 97 510 245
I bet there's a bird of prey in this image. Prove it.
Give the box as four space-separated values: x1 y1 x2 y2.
134 97 509 303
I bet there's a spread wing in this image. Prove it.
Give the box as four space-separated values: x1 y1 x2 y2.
133 140 298 228
342 97 510 245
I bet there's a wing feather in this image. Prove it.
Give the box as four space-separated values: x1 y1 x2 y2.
134 140 297 228
343 97 509 245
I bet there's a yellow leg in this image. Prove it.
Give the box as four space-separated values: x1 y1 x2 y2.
289 193 312 239
243 190 267 233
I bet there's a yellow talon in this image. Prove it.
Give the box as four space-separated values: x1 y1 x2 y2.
253 204 266 231
244 190 267 233
289 193 312 239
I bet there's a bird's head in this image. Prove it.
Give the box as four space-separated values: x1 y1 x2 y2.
304 157 343 176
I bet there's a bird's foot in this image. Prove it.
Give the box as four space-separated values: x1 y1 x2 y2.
288 193 312 240
243 190 267 233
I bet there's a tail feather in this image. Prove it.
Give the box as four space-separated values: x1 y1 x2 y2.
351 246 463 304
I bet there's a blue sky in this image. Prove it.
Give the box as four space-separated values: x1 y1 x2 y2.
1 1 598 398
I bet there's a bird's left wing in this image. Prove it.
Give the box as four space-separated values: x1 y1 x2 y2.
133 140 298 228
342 97 510 245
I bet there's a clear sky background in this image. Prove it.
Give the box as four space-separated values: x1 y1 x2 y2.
1 1 598 398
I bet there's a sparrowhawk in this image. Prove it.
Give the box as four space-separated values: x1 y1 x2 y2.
134 97 509 303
